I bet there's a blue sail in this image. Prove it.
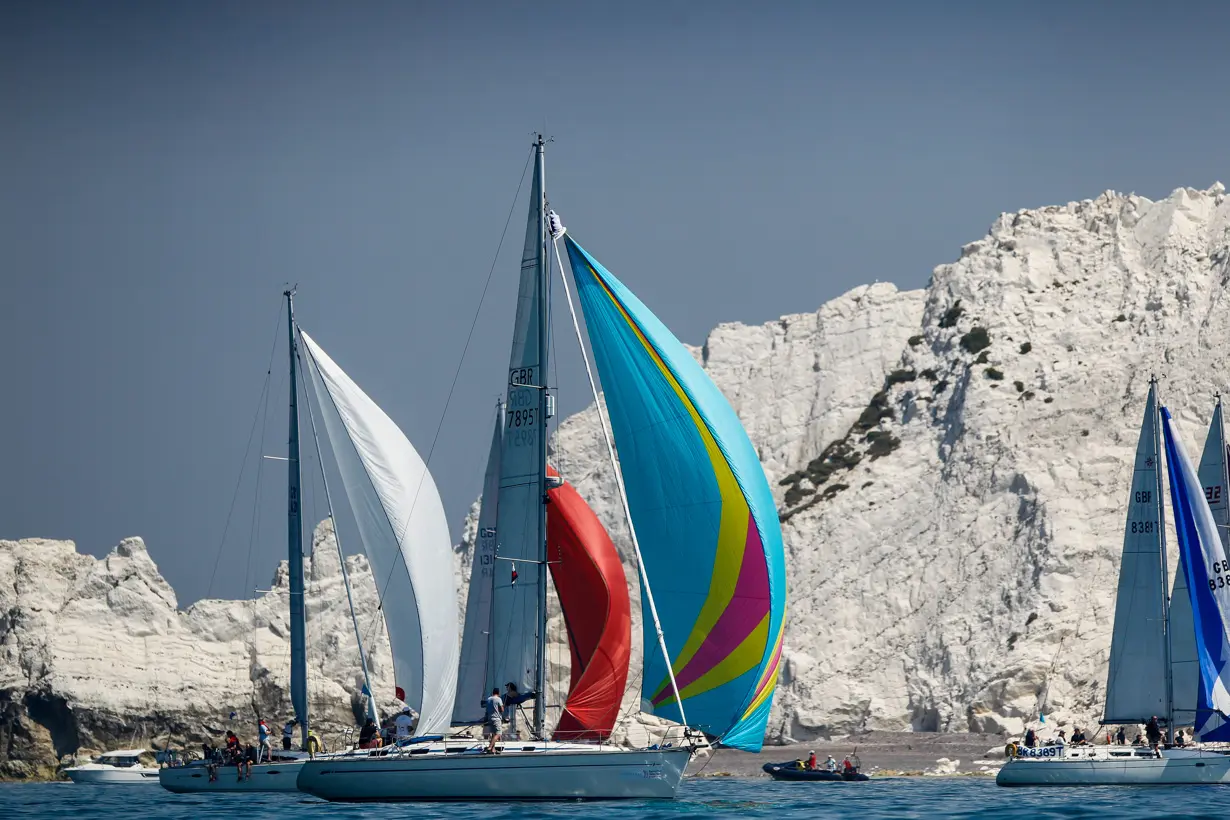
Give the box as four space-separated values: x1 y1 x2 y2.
1161 408 1230 740
565 235 786 751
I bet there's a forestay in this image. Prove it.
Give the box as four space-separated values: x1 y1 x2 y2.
453 408 502 724
299 330 459 736
564 235 786 751
1104 383 1169 724
1162 407 1230 741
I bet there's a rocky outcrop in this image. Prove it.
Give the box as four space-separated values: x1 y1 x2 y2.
8 184 1230 771
0 521 399 778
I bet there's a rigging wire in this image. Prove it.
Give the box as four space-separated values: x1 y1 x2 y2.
244 324 286 706
361 149 534 644
204 300 285 599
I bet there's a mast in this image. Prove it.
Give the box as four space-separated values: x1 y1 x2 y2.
285 288 309 749
533 134 549 738
1155 376 1174 744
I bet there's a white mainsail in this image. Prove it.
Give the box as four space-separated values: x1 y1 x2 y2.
1172 399 1228 727
453 406 502 724
299 330 459 736
1104 383 1169 723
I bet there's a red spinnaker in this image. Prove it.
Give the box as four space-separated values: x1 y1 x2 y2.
546 467 632 740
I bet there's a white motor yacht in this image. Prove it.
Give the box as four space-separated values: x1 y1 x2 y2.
64 749 160 784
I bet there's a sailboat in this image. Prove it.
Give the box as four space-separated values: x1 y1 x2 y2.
296 136 786 801
161 290 455 793
998 383 1230 786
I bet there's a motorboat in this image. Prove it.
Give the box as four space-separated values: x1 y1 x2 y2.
762 761 869 782
64 749 160 784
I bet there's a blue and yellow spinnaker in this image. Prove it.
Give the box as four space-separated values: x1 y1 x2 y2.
565 236 786 751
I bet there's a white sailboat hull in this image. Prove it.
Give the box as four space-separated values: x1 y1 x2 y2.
158 760 305 793
997 747 1230 785
65 765 161 784
297 743 692 801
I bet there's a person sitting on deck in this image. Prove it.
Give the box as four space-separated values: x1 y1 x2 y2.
1176 730 1187 748
1132 733 1143 746
359 718 381 749
240 744 257 781
842 756 854 775
224 731 241 763
1054 729 1066 746
1070 727 1086 745
825 755 838 772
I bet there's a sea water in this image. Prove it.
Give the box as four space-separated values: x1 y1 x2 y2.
0 778 1221 819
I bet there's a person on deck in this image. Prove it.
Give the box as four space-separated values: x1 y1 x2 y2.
1055 729 1066 746
824 755 838 773
282 719 297 751
502 682 537 740
306 730 323 760
483 688 505 754
1176 730 1187 748
224 731 241 763
394 707 417 743
1070 727 1086 745
257 719 271 763
1145 716 1162 753
842 756 854 775
359 718 380 749
240 744 257 781
806 751 817 770
1116 726 1126 745
1024 728 1037 748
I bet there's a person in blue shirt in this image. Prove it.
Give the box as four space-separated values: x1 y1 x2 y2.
257 719 271 763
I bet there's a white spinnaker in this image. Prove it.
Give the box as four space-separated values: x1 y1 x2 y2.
299 330 458 736
453 407 502 724
1104 384 1169 723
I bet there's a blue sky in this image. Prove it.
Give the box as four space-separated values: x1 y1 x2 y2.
4 1 1230 604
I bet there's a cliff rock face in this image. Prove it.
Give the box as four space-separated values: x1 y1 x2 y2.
7 184 1230 772
0 521 399 778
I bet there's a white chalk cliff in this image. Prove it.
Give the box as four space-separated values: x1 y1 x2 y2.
5 184 1230 776
0 520 401 778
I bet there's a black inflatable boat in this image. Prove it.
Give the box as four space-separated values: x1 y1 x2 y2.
762 762 870 782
